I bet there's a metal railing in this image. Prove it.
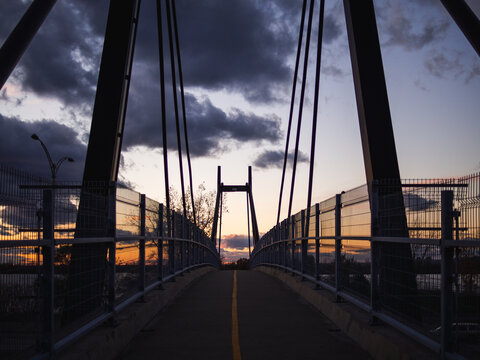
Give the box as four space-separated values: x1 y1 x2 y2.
251 174 480 360
0 165 219 359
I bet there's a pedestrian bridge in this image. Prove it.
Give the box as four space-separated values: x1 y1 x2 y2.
1 0 479 359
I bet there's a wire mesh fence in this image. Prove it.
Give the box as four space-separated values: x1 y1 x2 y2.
251 173 480 358
0 165 219 358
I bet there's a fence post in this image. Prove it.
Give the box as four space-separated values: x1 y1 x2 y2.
370 182 380 321
301 209 307 276
441 190 454 358
139 194 146 299
282 220 287 268
170 211 175 275
158 204 164 288
41 189 54 355
315 203 320 285
291 215 296 273
335 193 342 302
107 182 117 321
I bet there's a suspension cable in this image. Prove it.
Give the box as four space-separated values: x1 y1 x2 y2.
305 0 325 236
156 0 170 225
165 0 187 219
276 0 308 226
171 0 196 225
287 0 315 220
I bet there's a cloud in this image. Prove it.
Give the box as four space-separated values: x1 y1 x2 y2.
123 91 283 157
423 50 480 83
222 234 252 250
377 1 450 51
0 114 85 181
0 1 108 107
253 149 309 169
323 14 342 44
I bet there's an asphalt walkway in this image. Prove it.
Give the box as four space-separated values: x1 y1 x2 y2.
117 270 372 360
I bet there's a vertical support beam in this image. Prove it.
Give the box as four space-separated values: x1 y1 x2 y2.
344 0 417 317
107 182 117 317
440 0 480 57
441 190 454 358
83 0 141 183
139 194 146 296
248 166 260 245
41 189 54 355
211 166 221 244
343 0 401 183
67 0 141 325
0 0 57 90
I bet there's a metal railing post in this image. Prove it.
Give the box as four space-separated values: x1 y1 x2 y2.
291 215 296 273
335 193 342 301
282 220 287 267
107 182 117 320
41 189 54 355
370 182 380 320
139 194 146 298
170 211 175 275
158 204 164 286
441 190 454 358
301 209 307 275
315 203 320 284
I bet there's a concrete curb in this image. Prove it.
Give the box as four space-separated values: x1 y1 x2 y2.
255 266 437 360
59 266 216 360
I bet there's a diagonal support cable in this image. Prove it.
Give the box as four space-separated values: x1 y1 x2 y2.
165 0 187 219
156 0 170 217
305 0 325 236
276 0 308 226
171 0 196 225
288 0 315 220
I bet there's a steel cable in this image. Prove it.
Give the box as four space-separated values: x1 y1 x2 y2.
305 0 325 236
165 0 187 218
276 0 308 225
287 0 315 220
171 0 196 225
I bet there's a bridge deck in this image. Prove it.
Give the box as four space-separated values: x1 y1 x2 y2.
117 270 371 360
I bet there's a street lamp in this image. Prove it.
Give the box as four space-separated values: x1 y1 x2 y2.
31 133 74 184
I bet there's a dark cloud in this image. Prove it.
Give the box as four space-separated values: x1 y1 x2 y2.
253 149 309 169
423 50 479 83
0 114 85 181
172 0 299 103
376 1 450 51
0 1 108 107
123 91 282 157
223 235 250 250
424 51 462 78
323 14 342 44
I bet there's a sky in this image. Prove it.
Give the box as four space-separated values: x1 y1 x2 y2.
0 0 479 262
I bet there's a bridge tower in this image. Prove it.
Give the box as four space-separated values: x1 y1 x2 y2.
211 166 260 252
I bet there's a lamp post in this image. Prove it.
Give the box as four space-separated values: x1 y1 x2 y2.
31 133 74 185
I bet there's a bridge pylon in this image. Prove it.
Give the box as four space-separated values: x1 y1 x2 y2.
211 166 259 252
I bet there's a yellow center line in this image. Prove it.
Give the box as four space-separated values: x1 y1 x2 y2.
232 270 242 360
